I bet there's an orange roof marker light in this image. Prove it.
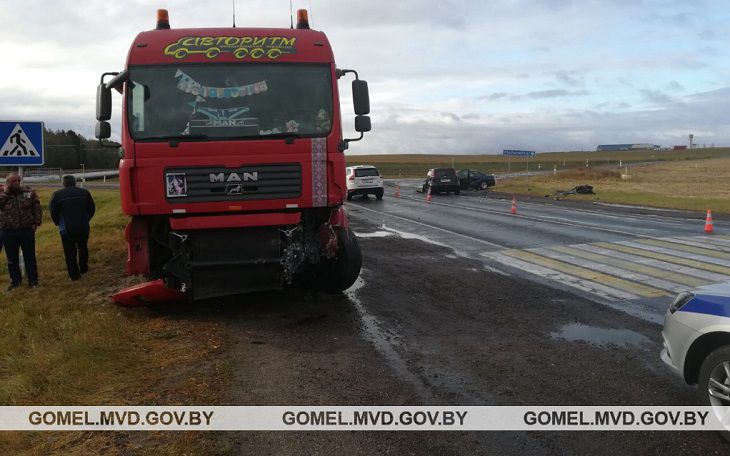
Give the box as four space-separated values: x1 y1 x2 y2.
296 9 310 29
156 9 170 30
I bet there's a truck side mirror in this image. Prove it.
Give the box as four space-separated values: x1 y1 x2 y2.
355 115 371 133
95 121 111 140
352 80 370 115
97 82 112 121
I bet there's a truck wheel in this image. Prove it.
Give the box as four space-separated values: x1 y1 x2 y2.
697 345 730 441
376 189 384 200
346 192 353 201
480 181 488 190
315 228 362 293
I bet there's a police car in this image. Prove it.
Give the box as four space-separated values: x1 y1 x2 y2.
661 282 730 406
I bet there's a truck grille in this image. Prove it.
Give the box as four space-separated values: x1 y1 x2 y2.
165 163 301 202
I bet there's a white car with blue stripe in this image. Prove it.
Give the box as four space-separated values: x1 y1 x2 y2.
661 282 730 406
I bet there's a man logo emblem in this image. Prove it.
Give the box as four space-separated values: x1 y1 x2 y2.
226 184 243 195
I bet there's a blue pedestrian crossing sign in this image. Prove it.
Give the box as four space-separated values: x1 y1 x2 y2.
0 121 45 166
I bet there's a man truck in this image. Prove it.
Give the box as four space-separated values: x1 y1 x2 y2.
95 9 371 304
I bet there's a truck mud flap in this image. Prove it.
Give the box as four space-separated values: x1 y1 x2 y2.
112 279 186 306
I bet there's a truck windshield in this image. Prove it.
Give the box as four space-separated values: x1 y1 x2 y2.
127 63 333 140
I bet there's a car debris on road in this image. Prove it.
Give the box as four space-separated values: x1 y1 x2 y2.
550 184 595 200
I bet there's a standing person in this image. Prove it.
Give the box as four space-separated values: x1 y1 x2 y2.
50 175 95 281
0 172 42 290
0 182 4 256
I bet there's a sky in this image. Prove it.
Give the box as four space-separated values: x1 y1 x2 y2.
0 0 728 154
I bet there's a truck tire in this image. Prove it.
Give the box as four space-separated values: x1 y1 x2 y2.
315 228 362 292
375 189 384 200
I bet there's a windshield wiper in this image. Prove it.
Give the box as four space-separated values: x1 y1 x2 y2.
258 132 304 143
137 134 210 143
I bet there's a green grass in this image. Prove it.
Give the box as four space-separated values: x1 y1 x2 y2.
0 188 229 454
496 158 730 213
347 147 730 177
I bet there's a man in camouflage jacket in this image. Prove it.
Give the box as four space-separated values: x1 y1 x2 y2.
0 172 42 289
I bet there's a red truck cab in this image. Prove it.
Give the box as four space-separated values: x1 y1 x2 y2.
95 9 370 303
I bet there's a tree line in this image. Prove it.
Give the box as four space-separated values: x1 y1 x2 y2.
43 128 120 170
2 128 120 173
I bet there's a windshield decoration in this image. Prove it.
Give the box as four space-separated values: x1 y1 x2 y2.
165 36 297 60
315 109 331 132
190 106 257 129
175 70 267 98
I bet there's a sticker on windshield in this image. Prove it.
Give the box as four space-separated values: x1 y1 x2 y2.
164 36 296 60
166 173 187 197
175 70 267 98
190 106 258 129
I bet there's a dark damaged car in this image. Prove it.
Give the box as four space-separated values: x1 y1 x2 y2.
423 168 460 195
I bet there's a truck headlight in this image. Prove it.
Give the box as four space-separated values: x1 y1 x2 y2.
669 291 694 314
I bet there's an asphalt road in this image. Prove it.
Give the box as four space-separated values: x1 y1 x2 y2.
188 189 730 454
206 214 729 454
348 181 730 323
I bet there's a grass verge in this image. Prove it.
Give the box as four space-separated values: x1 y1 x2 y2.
495 157 730 213
346 148 730 177
0 188 230 455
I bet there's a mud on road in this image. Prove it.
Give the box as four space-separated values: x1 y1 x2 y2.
179 217 728 455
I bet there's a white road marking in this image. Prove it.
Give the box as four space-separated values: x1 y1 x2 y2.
482 252 638 300
530 247 689 294
388 194 664 238
572 244 730 282
619 240 730 268
352 203 507 249
661 237 730 253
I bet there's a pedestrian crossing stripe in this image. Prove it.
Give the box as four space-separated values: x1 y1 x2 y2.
499 249 668 298
572 243 729 282
594 242 730 275
634 238 730 260
483 236 730 302
547 245 709 288
0 124 39 157
662 237 730 253
486 251 640 301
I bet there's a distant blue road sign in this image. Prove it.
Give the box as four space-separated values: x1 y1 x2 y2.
0 121 45 166
503 149 535 157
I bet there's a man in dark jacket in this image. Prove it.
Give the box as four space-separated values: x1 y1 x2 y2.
0 172 42 289
50 175 96 281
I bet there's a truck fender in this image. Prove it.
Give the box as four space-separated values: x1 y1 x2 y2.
327 205 349 229
124 217 150 275
318 206 349 258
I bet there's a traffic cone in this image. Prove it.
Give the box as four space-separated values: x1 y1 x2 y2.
704 209 714 234
511 197 517 214
426 186 432 202
394 184 401 198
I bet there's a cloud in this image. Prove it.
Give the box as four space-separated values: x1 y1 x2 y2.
640 89 673 105
527 89 588 99
555 71 584 87
479 92 508 101
441 112 462 123
667 80 685 91
1 0 728 154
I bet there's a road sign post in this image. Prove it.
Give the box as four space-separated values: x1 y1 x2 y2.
503 150 535 174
